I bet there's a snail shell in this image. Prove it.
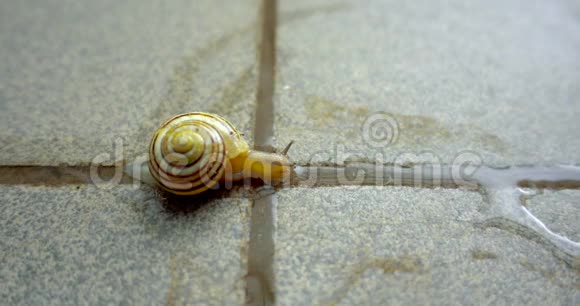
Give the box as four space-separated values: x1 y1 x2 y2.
148 112 291 195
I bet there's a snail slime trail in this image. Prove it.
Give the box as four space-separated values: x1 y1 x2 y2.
294 164 580 267
473 166 580 268
121 110 579 267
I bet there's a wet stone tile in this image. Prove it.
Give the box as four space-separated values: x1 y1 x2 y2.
274 187 578 305
0 0 259 166
275 0 580 167
527 190 580 242
0 185 251 305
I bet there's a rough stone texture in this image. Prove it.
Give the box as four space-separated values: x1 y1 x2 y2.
1 0 580 305
274 187 579 305
528 190 580 242
275 0 580 167
272 1 580 299
0 0 259 165
0 186 251 305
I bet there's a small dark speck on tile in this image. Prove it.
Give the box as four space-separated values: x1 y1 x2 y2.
471 249 498 260
368 256 425 274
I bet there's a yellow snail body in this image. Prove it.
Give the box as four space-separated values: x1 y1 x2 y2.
148 112 292 195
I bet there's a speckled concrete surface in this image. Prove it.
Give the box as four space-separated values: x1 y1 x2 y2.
1 0 579 305
0 0 259 165
275 0 580 167
528 190 580 242
274 187 578 305
0 186 251 305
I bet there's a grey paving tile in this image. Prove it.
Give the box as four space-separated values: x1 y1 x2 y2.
528 190 580 242
276 0 580 167
0 0 258 166
274 187 579 305
0 185 251 305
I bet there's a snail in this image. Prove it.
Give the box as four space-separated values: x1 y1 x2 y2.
146 112 292 195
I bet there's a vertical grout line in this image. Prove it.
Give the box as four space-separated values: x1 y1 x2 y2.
253 0 277 151
246 195 277 306
246 0 278 305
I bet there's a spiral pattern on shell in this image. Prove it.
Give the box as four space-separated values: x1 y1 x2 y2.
148 113 229 195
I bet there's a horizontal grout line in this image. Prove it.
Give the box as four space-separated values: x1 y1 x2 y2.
1 164 580 191
291 164 580 190
0 166 134 186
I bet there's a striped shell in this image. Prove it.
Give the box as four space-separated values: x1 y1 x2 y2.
148 112 249 195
